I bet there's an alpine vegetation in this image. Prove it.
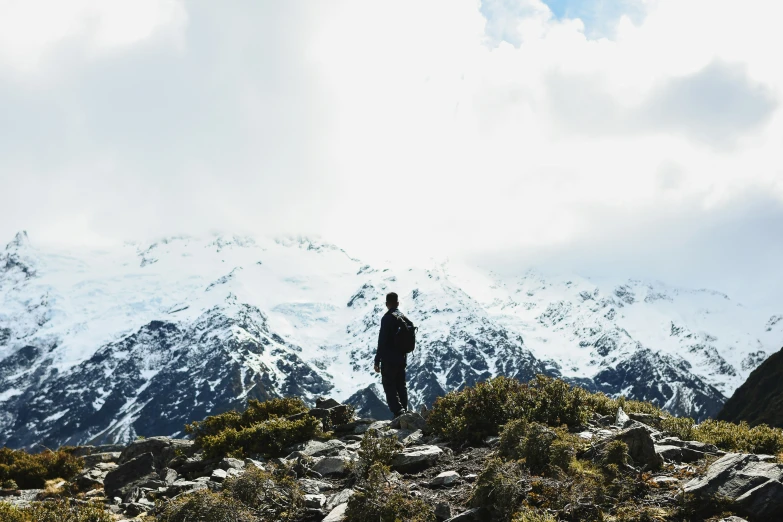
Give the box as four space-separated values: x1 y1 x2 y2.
3 375 783 521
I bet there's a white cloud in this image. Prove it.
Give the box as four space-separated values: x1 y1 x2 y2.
0 0 781 302
0 0 186 74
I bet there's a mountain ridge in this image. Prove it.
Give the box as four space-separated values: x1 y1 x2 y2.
0 231 780 448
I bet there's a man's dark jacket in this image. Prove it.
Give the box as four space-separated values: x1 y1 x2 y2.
375 308 407 367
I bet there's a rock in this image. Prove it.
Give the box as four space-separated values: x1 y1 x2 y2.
123 502 152 517
716 517 749 522
118 437 195 469
684 453 783 519
82 452 122 468
431 471 460 486
326 489 355 511
390 412 427 431
651 476 679 486
313 456 352 476
104 452 159 500
615 407 631 427
577 431 594 440
355 420 391 434
316 397 342 409
286 439 346 458
244 458 265 470
210 469 228 483
323 502 348 522
435 501 453 520
218 457 245 470
299 478 333 494
333 418 374 434
628 412 664 429
403 430 425 446
76 467 111 489
655 444 706 463
445 507 490 521
159 468 178 485
615 425 663 470
165 480 207 496
304 493 326 509
391 446 443 473
657 437 719 454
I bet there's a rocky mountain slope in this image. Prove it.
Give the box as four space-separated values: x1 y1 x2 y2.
718 346 783 428
2 395 780 521
1 231 780 448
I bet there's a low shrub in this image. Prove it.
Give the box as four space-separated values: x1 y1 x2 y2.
471 457 528 520
511 507 558 522
3 478 18 489
602 440 630 468
614 505 671 522
158 489 257 522
185 398 309 442
223 466 302 522
345 462 436 522
0 447 83 489
18 499 113 522
500 421 580 475
0 502 27 522
499 418 530 460
691 419 783 454
660 416 695 441
197 414 322 459
354 428 402 480
429 376 528 445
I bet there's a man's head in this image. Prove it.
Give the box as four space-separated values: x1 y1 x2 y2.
386 292 399 311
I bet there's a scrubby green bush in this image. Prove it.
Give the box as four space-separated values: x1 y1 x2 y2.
354 428 402 480
159 489 257 522
430 375 596 445
499 421 579 475
185 398 309 441
471 457 528 520
7 499 114 522
3 478 18 489
499 418 530 460
429 376 528 444
614 505 671 522
345 462 436 522
602 440 630 467
660 415 695 440
223 466 302 522
0 502 28 522
0 447 83 489
197 414 322 458
511 508 558 522
691 419 783 454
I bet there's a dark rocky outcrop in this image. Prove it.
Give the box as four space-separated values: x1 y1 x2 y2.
718 347 783 428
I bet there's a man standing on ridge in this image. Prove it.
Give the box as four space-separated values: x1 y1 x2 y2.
374 292 415 418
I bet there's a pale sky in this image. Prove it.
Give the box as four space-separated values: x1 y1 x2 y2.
0 0 781 306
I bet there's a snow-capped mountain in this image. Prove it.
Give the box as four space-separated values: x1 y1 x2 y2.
0 231 780 448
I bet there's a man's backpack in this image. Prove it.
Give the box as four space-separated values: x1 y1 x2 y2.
392 311 417 354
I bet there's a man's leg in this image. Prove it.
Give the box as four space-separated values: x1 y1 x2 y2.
396 366 408 413
381 364 402 415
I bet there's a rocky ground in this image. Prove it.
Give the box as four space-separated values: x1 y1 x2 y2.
1 398 779 521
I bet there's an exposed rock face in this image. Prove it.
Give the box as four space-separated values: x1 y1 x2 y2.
684 453 783 519
718 347 783 428
103 452 159 500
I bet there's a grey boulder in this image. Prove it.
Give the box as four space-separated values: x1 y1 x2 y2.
104 452 159 499
391 446 443 473
684 453 783 519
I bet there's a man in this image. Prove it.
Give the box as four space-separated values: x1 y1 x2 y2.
374 292 409 418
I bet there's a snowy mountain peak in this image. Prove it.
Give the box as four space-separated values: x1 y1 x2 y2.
5 230 30 250
0 232 780 449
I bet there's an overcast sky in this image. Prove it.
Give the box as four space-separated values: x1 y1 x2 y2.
0 0 781 306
